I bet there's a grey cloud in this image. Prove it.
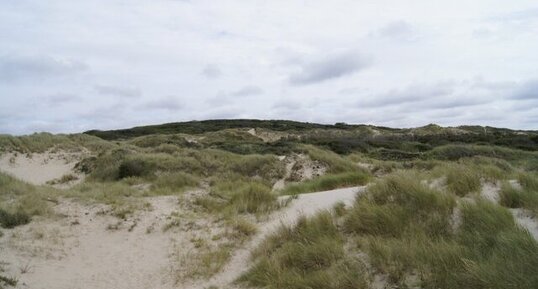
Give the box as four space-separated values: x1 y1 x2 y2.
289 52 371 85
412 97 485 110
0 54 87 82
202 64 222 78
358 82 454 108
510 79 538 100
272 99 301 110
46 93 80 105
94 85 141 98
143 96 182 111
376 20 419 42
207 86 263 105
230 86 263 97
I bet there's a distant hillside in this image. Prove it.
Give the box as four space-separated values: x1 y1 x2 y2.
85 119 341 140
84 119 538 151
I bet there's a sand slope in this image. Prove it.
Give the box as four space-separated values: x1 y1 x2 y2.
0 151 84 186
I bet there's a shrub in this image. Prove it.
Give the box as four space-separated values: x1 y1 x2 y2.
118 159 153 179
0 275 18 288
0 208 31 228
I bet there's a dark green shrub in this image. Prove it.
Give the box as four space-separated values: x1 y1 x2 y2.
0 275 18 288
74 156 97 174
118 159 153 179
0 209 31 228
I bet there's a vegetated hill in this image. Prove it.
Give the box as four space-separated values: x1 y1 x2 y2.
84 119 341 139
84 119 538 151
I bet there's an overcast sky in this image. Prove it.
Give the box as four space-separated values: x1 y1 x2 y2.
1 0 538 135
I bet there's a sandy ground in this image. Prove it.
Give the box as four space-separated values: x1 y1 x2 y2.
2 197 179 289
0 151 85 186
1 185 363 289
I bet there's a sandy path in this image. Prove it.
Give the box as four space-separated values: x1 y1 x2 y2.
191 186 364 289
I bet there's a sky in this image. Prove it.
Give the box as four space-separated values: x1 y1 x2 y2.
1 0 538 135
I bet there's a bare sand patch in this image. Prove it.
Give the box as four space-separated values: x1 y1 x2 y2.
0 151 85 186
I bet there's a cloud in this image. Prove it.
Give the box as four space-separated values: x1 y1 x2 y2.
0 54 87 82
289 51 371 85
230 85 263 97
490 7 538 22
94 85 141 98
143 96 182 111
46 93 80 105
358 82 455 108
272 99 301 110
375 20 419 42
201 64 222 78
509 79 538 100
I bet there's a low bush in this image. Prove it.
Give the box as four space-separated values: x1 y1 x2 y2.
0 208 30 228
0 275 18 288
118 159 154 179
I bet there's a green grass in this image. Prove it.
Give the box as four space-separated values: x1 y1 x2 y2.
195 179 279 216
247 170 538 289
240 211 369 289
0 132 114 153
345 172 455 238
0 173 52 223
443 164 482 196
151 172 199 192
352 174 538 289
281 171 370 195
302 145 358 173
499 175 538 215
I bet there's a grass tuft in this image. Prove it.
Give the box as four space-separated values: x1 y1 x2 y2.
281 171 369 195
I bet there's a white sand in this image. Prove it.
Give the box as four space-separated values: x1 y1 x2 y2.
2 187 364 289
2 197 179 289
511 208 538 240
0 151 84 186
